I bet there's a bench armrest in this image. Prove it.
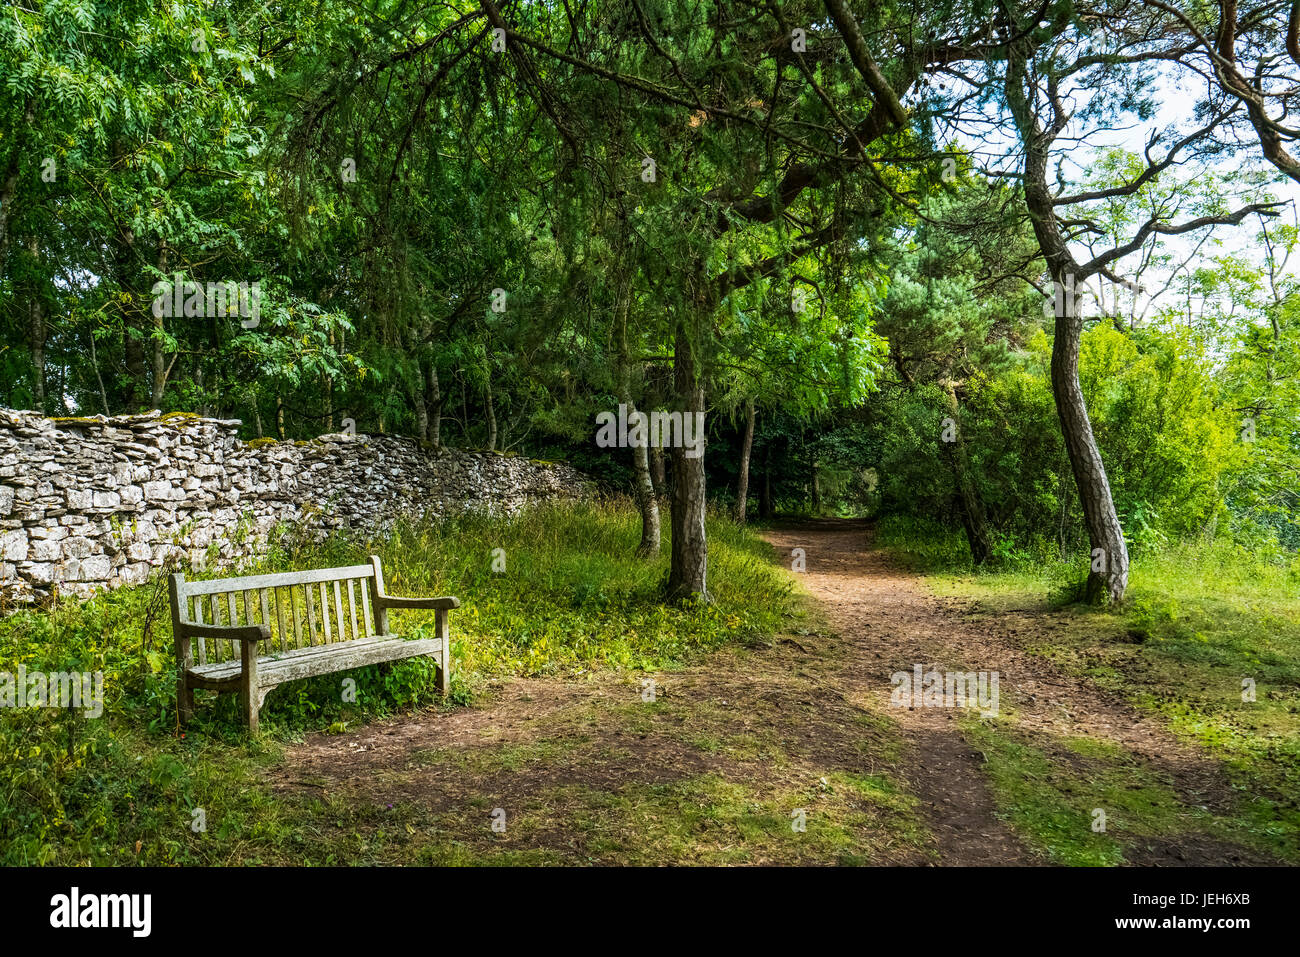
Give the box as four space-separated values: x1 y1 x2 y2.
181 623 271 644
377 595 460 611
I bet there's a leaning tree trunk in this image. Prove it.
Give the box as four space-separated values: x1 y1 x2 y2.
735 397 755 523
1050 297 1129 603
666 319 708 601
1006 45 1130 604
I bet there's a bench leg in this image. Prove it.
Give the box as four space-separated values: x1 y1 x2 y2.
177 676 194 725
239 642 260 733
435 609 450 696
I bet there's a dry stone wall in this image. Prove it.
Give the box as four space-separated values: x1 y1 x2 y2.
0 409 593 602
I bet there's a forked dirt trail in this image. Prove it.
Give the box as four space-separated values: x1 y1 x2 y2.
273 519 1268 865
761 519 1270 866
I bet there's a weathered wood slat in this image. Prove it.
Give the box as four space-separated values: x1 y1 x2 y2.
227 593 240 660
260 589 272 653
204 596 219 662
177 564 375 597
190 636 446 687
213 595 228 660
333 581 344 643
191 595 207 665
291 586 303 649
275 586 288 653
435 608 450 695
359 581 372 637
347 580 359 642
319 582 332 643
368 556 388 636
170 574 194 723
305 584 318 647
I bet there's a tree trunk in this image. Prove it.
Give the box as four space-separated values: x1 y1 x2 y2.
25 234 46 412
666 320 708 601
117 226 148 412
149 243 170 409
427 362 442 449
87 328 111 415
1006 48 1130 603
735 397 754 523
942 385 994 565
0 101 32 268
616 265 660 557
413 378 429 441
324 327 336 433
1051 302 1129 603
276 395 286 440
484 375 497 451
649 444 667 502
630 405 661 557
0 151 19 270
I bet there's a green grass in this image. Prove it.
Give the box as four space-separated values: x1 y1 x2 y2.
0 501 796 865
877 514 1300 860
961 718 1267 865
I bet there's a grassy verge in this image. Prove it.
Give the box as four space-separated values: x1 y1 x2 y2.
0 501 796 865
877 514 1300 862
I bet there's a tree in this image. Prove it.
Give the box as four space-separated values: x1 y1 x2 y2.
996 2 1280 601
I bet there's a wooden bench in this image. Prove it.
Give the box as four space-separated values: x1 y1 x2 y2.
170 556 458 732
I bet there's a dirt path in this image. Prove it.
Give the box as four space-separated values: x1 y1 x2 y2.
269 519 1269 865
762 519 1271 866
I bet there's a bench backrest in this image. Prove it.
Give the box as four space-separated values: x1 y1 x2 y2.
170 560 385 665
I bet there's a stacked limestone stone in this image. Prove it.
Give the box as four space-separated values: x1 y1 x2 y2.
0 409 592 603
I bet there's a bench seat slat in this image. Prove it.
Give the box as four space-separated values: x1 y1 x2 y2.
188 635 445 688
